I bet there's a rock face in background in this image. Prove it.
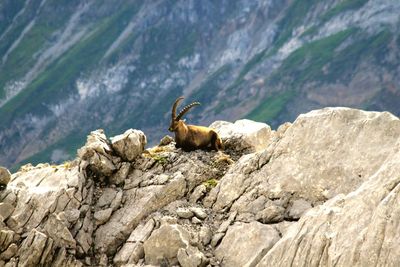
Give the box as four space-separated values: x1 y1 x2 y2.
1 0 400 169
0 108 400 266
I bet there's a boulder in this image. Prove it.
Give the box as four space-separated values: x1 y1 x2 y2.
215 221 280 267
111 129 146 161
0 167 11 187
78 129 116 177
143 223 190 265
210 119 274 153
257 138 400 266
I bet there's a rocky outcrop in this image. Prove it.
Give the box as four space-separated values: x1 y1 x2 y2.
0 108 399 266
0 167 11 188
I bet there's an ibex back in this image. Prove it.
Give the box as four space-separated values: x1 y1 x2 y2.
168 97 223 151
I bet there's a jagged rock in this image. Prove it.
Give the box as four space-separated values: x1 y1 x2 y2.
78 129 116 177
286 199 312 220
143 223 190 266
210 119 274 153
63 209 80 223
1 108 399 267
213 108 400 214
177 246 208 267
44 214 76 249
110 190 123 211
257 137 400 266
110 162 130 185
0 203 14 222
111 129 146 161
0 167 11 187
189 184 207 203
113 219 155 266
97 188 118 208
198 226 212 246
19 229 54 267
215 221 280 267
94 174 186 255
0 230 15 251
0 243 17 261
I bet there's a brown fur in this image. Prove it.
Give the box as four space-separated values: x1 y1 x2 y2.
169 97 223 151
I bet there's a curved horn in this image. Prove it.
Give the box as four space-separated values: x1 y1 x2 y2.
172 97 184 121
176 102 201 120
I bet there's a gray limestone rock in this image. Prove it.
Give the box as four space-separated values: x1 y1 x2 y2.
78 129 117 177
176 207 194 219
0 203 14 222
143 223 190 265
111 129 146 161
286 199 312 220
113 219 155 266
0 167 11 187
215 221 280 267
210 119 274 153
94 208 113 226
177 246 208 267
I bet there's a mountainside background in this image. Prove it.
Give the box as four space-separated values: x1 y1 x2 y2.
1 0 399 170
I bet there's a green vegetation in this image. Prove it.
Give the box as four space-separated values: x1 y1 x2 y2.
139 24 198 68
152 154 169 166
322 0 369 23
190 64 232 104
0 3 141 127
246 90 296 122
324 30 392 82
0 0 26 38
203 178 218 189
274 0 319 48
271 28 355 85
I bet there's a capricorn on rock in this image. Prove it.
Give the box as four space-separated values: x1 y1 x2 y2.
168 97 223 151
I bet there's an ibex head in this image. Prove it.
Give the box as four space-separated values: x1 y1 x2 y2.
169 96 200 132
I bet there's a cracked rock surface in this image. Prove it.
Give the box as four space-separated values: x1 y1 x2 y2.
0 107 399 266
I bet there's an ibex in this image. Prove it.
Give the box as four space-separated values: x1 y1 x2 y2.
168 97 223 151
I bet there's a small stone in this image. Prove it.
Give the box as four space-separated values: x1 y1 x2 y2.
176 208 194 219
192 217 202 224
94 208 113 226
98 254 108 266
256 205 285 223
199 226 212 246
159 135 174 146
64 209 80 223
190 207 207 220
189 185 207 203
